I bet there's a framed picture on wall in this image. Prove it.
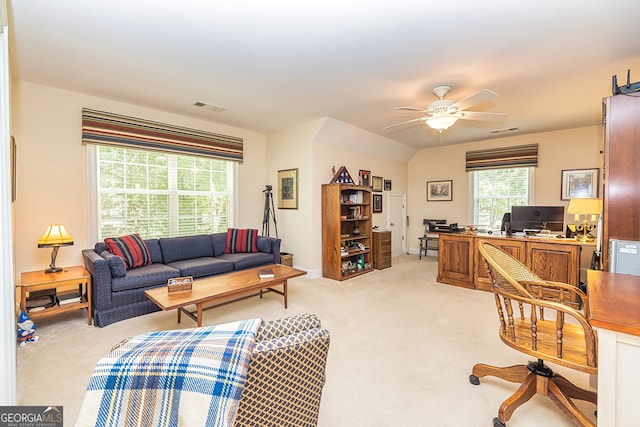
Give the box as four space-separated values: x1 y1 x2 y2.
372 176 383 192
359 169 371 187
373 194 383 213
277 168 298 209
427 180 453 202
383 179 392 191
561 168 599 200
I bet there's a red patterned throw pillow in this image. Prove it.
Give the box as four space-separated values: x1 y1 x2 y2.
224 228 259 254
104 234 152 270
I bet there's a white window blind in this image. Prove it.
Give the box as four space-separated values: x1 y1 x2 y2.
472 167 533 229
94 145 235 240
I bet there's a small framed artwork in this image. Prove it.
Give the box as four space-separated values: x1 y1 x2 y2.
427 180 453 202
383 179 392 191
372 176 383 192
359 169 371 187
561 168 599 200
278 168 298 209
373 194 383 213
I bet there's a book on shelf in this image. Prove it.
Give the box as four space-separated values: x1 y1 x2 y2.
58 292 82 305
26 288 57 311
347 191 363 204
258 268 275 279
28 288 56 299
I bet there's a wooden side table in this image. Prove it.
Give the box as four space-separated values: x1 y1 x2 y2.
418 233 439 259
19 265 92 325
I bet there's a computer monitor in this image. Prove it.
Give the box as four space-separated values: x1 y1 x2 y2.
509 206 565 232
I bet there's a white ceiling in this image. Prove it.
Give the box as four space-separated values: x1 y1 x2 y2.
8 0 640 149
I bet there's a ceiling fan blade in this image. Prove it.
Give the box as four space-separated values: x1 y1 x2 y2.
383 117 426 130
459 111 507 122
450 89 499 111
394 106 428 112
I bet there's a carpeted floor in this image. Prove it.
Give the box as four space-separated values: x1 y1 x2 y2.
16 254 596 426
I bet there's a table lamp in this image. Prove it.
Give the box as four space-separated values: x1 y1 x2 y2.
567 198 602 242
37 224 74 273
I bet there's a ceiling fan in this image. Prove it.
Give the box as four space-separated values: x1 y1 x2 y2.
384 85 507 133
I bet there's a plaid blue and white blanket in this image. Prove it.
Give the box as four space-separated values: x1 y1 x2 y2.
75 318 262 427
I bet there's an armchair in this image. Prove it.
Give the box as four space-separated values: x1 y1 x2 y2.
76 314 330 427
471 241 597 427
234 313 330 426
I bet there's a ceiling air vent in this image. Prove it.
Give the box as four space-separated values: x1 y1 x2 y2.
192 101 227 112
490 127 519 134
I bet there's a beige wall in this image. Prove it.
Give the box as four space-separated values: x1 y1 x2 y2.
266 117 411 276
12 81 267 274
266 119 323 273
11 80 605 277
406 126 603 252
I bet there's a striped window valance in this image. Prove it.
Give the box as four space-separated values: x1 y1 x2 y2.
82 108 243 162
465 143 538 171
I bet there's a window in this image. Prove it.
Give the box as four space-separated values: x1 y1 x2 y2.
91 145 236 240
471 167 534 229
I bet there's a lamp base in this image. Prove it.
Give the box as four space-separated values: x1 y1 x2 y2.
44 267 62 274
574 221 596 243
575 234 595 243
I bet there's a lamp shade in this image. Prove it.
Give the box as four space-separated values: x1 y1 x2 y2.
37 224 74 247
567 198 603 216
426 115 460 132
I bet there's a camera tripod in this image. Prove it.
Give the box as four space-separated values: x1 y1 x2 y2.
262 185 278 237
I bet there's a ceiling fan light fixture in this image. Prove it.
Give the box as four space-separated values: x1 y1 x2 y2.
426 115 459 132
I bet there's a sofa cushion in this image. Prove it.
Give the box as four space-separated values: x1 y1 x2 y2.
100 251 127 278
111 263 180 292
224 228 259 254
95 242 108 254
144 239 164 264
104 234 152 270
166 257 234 278
211 233 227 256
217 252 275 270
256 236 272 253
159 235 214 263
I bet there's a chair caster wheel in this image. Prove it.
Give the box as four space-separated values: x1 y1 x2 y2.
493 417 506 427
469 374 480 385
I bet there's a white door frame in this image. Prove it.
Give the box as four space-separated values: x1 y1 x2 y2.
0 6 16 405
387 192 406 256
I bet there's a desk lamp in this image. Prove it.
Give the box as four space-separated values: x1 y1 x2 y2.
37 224 74 273
567 198 602 242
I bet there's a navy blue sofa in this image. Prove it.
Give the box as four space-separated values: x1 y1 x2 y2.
82 233 281 327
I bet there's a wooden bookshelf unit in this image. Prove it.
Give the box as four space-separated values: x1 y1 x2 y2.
322 183 373 280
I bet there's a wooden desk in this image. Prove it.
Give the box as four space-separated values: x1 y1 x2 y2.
437 233 592 295
587 269 640 427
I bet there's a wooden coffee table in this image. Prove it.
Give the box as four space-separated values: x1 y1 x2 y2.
145 264 306 327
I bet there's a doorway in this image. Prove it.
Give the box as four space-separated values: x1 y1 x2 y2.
387 193 406 256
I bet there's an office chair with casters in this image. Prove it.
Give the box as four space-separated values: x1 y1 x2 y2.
471 242 597 427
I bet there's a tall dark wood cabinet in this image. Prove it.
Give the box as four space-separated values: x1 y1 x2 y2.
321 184 373 280
372 230 391 269
602 94 640 270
